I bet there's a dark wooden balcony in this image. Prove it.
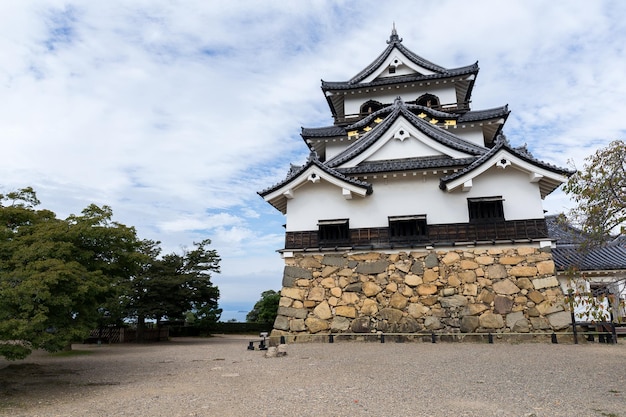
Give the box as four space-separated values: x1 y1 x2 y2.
283 219 549 251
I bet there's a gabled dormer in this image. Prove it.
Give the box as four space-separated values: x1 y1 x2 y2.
302 100 506 163
321 26 479 126
440 136 575 199
326 99 486 169
258 152 372 215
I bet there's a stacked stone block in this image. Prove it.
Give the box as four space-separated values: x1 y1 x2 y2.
272 247 571 338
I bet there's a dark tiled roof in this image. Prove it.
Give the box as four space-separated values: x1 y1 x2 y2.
552 246 626 271
326 99 487 168
609 235 626 248
321 27 478 91
302 104 510 141
545 215 626 271
346 28 447 84
439 135 575 189
545 215 587 245
337 155 477 175
321 64 478 91
301 125 346 138
457 105 510 122
258 152 372 198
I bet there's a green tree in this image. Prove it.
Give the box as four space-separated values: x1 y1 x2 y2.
0 188 144 360
562 140 626 323
246 290 280 324
563 139 626 243
127 239 222 335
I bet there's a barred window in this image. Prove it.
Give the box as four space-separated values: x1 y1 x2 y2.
318 219 349 244
389 215 427 240
468 197 504 223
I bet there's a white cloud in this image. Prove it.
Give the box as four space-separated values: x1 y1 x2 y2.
1 0 625 318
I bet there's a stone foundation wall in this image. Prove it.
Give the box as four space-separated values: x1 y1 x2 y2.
272 246 572 338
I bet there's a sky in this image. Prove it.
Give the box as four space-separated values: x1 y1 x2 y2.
1 0 626 321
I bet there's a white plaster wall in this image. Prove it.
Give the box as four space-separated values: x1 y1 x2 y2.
285 165 545 231
341 118 471 168
361 49 436 83
461 167 545 219
367 135 442 161
324 120 488 162
326 141 350 160
286 180 358 231
448 127 485 147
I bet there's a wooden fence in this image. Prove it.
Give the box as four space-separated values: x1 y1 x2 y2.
86 327 169 344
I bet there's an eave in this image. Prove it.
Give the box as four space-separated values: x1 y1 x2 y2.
258 155 372 214
326 99 487 169
440 145 574 198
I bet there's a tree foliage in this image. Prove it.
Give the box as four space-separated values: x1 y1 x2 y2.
0 188 144 359
563 139 626 243
126 239 222 330
246 290 280 324
0 188 222 359
561 140 626 323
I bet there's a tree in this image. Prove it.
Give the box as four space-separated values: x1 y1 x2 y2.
246 290 280 324
0 188 224 357
562 140 626 323
563 139 626 243
127 239 222 335
0 188 145 360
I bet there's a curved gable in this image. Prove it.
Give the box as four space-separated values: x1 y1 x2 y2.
327 99 487 169
440 137 574 198
258 155 372 214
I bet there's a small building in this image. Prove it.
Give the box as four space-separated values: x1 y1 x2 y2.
547 215 626 323
259 27 575 338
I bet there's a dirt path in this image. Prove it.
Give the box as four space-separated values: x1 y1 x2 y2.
1 336 624 417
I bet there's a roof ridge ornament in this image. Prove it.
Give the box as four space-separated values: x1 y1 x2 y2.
307 150 319 162
387 22 403 44
495 133 509 146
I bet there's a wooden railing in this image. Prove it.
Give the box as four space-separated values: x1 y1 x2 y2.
284 219 548 251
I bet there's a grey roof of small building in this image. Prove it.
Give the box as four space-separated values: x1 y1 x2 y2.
552 246 626 271
320 28 479 91
545 215 626 271
545 215 587 245
326 99 487 168
610 235 626 247
439 135 575 189
257 152 373 198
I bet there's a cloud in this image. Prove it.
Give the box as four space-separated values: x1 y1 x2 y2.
1 0 625 318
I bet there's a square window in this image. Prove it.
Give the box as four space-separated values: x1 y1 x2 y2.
389 215 427 240
318 219 349 244
468 197 504 223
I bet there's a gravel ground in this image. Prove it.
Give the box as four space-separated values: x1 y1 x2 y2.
1 335 624 417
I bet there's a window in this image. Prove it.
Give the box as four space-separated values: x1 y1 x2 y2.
360 100 383 115
468 197 504 223
416 94 440 108
318 219 349 244
389 215 427 241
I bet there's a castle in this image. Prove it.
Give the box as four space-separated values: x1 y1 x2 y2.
259 27 574 339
